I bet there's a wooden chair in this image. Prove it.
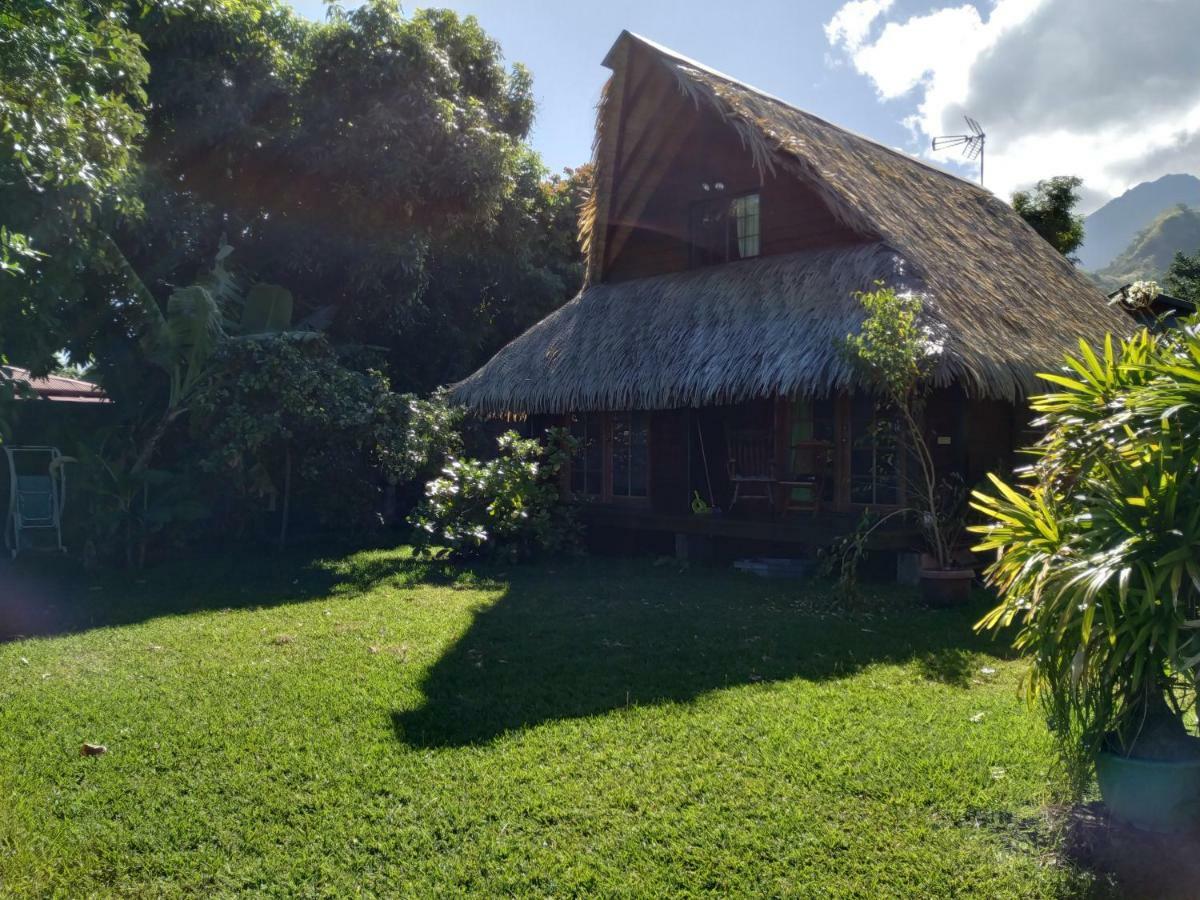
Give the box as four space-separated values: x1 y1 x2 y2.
778 440 832 516
726 429 775 510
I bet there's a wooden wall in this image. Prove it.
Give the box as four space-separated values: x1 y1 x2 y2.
925 388 1021 492
602 47 867 283
649 409 690 514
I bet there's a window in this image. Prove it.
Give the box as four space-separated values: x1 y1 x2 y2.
611 411 649 498
567 411 650 501
731 194 760 259
848 394 902 506
568 412 603 497
688 193 760 267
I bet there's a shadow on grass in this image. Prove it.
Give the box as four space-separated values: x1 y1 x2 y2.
1057 802 1200 898
392 562 1011 748
0 542 438 641
915 646 981 687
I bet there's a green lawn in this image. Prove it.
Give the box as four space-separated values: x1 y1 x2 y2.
0 548 1097 896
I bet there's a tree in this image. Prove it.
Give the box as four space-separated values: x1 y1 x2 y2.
390 160 589 390
0 0 148 369
118 0 577 394
191 336 407 546
841 286 961 571
1164 247 1200 304
1012 176 1085 260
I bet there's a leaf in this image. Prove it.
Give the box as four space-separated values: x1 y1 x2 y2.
240 284 294 335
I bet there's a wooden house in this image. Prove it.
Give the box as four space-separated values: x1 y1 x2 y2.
451 32 1129 553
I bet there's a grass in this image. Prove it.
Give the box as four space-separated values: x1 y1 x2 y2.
0 548 1100 896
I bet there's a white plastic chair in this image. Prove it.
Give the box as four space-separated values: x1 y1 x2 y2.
4 446 69 558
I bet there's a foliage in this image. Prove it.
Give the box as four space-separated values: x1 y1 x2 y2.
410 429 578 561
76 240 318 564
0 550 1084 896
70 436 211 569
820 509 896 608
0 0 148 368
973 326 1200 793
118 0 581 394
389 160 589 390
191 335 406 541
0 0 586 566
842 285 958 570
1011 176 1085 260
389 391 465 486
1165 246 1200 305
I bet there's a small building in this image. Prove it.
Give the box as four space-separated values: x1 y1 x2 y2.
452 32 1129 553
1 366 111 448
1107 283 1195 328
2 367 110 405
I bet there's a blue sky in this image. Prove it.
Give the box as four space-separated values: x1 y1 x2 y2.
289 1 1200 212
289 0 914 174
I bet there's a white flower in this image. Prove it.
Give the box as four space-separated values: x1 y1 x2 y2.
1123 280 1161 310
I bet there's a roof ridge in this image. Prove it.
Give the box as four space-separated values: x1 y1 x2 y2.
616 31 993 197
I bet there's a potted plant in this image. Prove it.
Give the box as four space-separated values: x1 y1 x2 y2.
843 285 974 606
973 327 1200 830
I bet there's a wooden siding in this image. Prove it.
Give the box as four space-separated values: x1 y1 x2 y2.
603 47 866 283
650 409 690 514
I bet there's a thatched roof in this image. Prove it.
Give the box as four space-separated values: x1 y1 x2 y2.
453 32 1128 414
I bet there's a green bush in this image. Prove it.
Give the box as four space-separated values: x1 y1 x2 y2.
410 428 579 561
973 325 1200 794
191 335 408 541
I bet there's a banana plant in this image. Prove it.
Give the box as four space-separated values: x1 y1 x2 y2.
90 238 313 565
110 237 307 474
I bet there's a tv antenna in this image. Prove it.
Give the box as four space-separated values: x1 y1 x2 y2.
933 116 986 185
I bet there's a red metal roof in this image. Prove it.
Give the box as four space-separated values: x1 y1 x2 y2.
2 367 111 404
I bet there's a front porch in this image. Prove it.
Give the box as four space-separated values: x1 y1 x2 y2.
552 388 1020 557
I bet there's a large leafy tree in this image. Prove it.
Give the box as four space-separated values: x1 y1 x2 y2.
393 161 590 390
1012 176 1085 260
118 0 580 392
0 0 148 370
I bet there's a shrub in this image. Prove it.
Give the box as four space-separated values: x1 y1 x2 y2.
191 335 407 542
841 285 959 567
410 428 578 561
973 326 1200 794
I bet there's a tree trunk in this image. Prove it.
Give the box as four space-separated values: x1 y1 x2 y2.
131 406 184 477
278 444 292 550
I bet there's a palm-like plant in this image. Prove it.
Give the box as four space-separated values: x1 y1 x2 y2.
973 326 1200 791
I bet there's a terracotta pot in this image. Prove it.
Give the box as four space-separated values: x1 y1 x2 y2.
919 567 974 607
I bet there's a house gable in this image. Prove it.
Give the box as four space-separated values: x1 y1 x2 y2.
595 42 868 284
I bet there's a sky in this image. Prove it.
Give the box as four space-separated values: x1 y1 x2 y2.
289 0 1200 214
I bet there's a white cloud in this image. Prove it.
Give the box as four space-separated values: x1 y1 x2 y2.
824 0 894 55
824 0 1200 210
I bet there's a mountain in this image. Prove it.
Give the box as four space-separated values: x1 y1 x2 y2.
1093 204 1200 291
1077 173 1200 271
